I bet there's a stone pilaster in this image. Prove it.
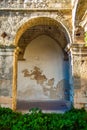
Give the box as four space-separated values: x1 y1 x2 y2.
12 47 19 111
71 44 87 109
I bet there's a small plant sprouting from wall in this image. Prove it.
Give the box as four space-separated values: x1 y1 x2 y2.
84 32 87 46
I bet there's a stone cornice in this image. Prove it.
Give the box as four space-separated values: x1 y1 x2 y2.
70 44 87 56
0 8 72 13
65 43 87 56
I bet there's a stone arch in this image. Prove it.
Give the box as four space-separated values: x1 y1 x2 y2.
12 16 72 110
72 0 78 39
75 0 87 26
73 0 87 43
72 0 86 27
14 16 72 46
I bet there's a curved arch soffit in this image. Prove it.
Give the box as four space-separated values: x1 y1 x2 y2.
14 17 72 47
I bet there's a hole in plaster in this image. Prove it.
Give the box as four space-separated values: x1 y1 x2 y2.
76 33 81 36
81 60 84 65
1 32 7 38
49 27 51 30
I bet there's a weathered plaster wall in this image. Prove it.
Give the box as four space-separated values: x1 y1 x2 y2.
0 0 71 9
0 49 13 108
0 5 72 110
73 56 87 108
0 0 72 110
0 0 87 110
17 35 70 101
72 45 87 109
70 0 87 109
0 10 72 46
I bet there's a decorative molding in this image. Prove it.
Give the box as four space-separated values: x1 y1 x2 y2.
0 0 71 9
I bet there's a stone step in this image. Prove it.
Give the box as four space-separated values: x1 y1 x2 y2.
17 100 71 112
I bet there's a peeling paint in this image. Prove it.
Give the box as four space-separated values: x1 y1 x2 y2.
22 66 47 85
22 67 70 100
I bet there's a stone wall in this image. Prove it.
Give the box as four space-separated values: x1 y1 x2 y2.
72 44 87 109
0 0 71 9
0 0 87 111
0 6 72 110
0 49 14 108
0 10 72 47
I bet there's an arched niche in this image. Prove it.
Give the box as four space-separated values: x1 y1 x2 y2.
12 16 72 111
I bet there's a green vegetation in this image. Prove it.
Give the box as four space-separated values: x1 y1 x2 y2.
84 32 87 46
0 107 87 130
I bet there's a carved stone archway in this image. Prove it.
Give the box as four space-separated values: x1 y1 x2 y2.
12 17 72 111
14 16 72 46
